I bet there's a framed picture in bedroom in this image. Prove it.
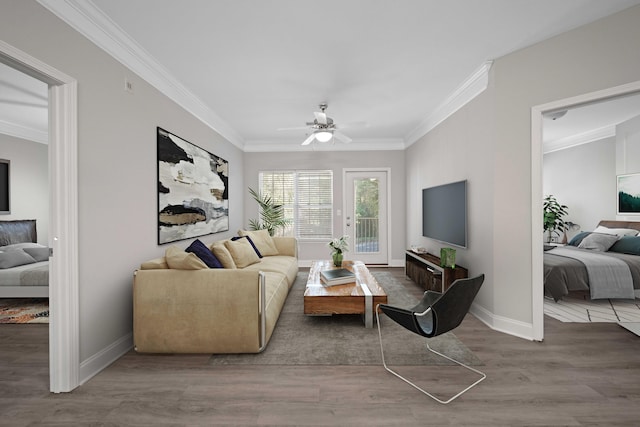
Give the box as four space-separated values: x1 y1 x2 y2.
0 159 9 214
157 127 229 244
617 172 640 215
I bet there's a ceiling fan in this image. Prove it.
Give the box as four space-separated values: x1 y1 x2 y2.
278 103 354 146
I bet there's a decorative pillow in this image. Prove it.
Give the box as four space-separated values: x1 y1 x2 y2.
22 246 50 262
224 238 261 268
164 246 208 270
231 235 262 258
211 241 237 269
609 236 640 256
578 232 619 252
140 258 169 270
186 239 223 268
0 250 37 269
593 225 639 237
237 229 278 256
568 231 591 247
0 242 46 251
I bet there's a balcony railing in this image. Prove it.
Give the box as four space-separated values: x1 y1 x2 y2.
355 217 379 253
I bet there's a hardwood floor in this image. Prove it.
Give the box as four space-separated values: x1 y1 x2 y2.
1 268 640 426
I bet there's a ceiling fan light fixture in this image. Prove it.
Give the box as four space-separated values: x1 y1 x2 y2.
314 130 333 142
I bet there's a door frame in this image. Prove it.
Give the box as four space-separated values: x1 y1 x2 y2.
531 80 640 341
0 41 79 392
342 167 391 265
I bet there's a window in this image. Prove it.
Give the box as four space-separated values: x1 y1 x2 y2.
259 170 333 239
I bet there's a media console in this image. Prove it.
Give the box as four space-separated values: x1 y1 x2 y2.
405 250 468 293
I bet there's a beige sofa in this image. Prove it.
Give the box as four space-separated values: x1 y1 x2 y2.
133 231 298 354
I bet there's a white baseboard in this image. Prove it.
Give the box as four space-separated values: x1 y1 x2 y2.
79 333 133 385
470 302 536 341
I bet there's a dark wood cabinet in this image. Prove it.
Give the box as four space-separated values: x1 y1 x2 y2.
405 250 468 292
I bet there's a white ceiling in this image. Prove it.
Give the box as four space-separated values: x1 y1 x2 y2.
3 0 640 151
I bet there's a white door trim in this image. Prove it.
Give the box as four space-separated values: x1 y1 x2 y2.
531 80 640 342
0 41 79 392
342 167 391 265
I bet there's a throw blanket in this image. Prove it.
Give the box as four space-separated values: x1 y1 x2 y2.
550 247 635 299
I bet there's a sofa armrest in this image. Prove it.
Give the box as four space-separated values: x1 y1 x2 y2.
272 237 297 258
133 269 266 353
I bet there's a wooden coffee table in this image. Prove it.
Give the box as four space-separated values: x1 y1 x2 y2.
303 260 387 328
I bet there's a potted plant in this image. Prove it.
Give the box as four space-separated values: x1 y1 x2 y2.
543 195 568 243
328 235 349 267
247 187 291 237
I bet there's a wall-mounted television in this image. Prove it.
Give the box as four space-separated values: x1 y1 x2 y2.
0 159 9 214
422 180 467 248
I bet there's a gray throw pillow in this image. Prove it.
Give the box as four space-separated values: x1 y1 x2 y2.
0 250 37 269
577 232 618 251
23 246 50 262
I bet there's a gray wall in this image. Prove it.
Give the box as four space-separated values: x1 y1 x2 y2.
243 150 406 264
407 4 640 333
543 138 616 237
0 1 243 379
0 134 48 243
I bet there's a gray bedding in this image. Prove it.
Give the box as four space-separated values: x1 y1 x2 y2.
544 247 640 301
0 261 49 287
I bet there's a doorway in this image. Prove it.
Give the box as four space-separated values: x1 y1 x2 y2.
531 80 640 341
0 40 79 392
343 169 389 265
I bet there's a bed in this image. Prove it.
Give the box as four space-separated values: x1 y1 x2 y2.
544 220 640 301
0 219 49 297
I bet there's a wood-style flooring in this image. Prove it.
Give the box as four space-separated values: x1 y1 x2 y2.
1 268 639 426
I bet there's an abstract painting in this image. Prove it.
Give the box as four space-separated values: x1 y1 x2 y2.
157 127 229 244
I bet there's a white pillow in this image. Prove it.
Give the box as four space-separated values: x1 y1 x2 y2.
593 225 639 238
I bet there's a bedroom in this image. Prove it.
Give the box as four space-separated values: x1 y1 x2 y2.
542 93 640 314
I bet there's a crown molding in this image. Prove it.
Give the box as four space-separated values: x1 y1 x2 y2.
243 138 406 153
0 118 48 144
543 124 615 154
405 61 493 147
36 0 244 149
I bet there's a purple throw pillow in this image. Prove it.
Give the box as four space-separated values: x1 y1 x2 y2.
185 239 223 268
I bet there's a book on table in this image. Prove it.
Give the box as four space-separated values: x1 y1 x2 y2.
320 268 356 286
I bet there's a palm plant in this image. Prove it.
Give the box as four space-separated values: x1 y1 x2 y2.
247 187 291 236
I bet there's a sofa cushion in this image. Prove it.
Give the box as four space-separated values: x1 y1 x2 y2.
225 238 261 269
238 229 278 256
211 241 237 269
243 255 298 287
165 246 208 270
186 239 223 268
140 257 169 270
231 235 262 258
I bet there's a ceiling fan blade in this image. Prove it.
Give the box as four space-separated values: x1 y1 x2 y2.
338 121 368 129
334 131 352 143
277 126 309 131
314 111 327 125
301 134 316 146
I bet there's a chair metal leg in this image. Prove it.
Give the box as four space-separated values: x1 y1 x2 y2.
376 307 486 404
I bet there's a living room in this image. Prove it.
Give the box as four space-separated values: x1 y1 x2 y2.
1 0 640 414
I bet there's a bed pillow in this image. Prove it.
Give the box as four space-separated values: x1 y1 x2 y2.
22 246 50 262
0 242 46 251
237 229 278 256
578 232 619 251
164 246 208 270
0 250 37 269
593 225 639 237
224 238 261 268
609 236 640 256
568 231 591 246
185 239 223 268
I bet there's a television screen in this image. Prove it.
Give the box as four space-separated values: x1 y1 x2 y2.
0 160 8 214
422 180 467 248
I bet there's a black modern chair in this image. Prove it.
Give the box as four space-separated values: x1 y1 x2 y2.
376 274 486 404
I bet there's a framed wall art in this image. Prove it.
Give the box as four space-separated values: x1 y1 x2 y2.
617 172 640 215
0 159 9 214
157 127 229 244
